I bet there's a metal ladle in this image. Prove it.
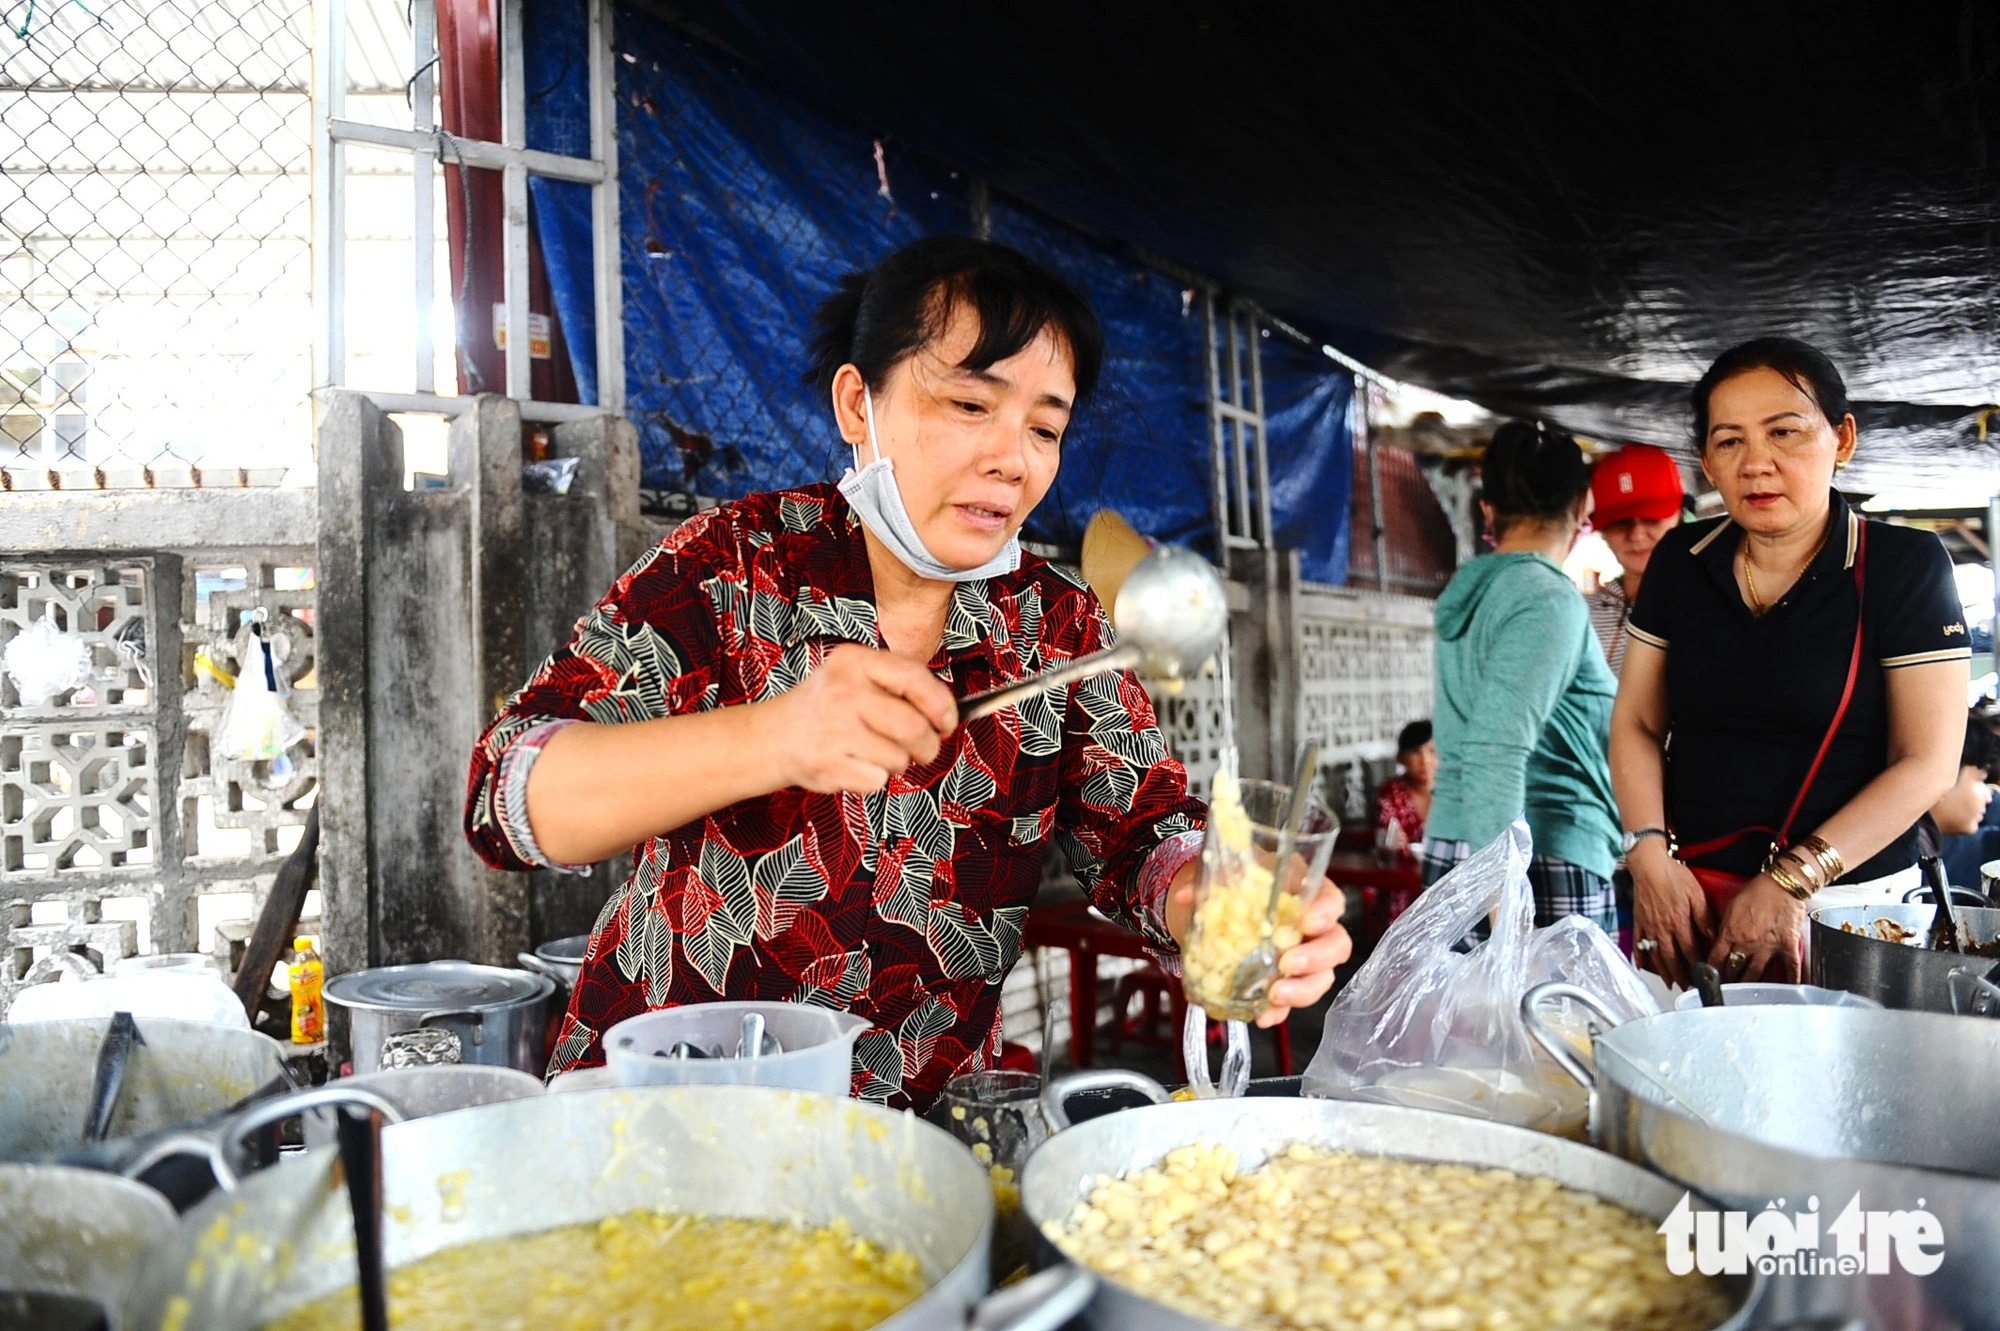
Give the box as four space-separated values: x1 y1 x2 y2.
960 546 1228 721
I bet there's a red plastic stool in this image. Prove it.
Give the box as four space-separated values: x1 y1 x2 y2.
1110 961 1296 1078
1108 962 1185 1054
997 1041 1037 1074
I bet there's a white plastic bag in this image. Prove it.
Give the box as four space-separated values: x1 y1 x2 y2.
218 632 306 762
1302 821 1658 1137
3 612 91 706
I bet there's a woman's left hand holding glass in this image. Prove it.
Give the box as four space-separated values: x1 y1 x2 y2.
1165 859 1354 1029
1705 874 1808 982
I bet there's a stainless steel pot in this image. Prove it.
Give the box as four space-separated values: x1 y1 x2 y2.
120 1085 1092 1331
324 960 555 1074
1526 983 2000 1330
516 933 587 991
0 1018 290 1162
1025 1068 1762 1331
2 1164 177 1327
0 1018 295 1209
1810 902 2000 1014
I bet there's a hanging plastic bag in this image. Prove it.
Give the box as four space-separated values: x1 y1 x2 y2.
1301 821 1657 1138
218 628 306 762
3 610 92 706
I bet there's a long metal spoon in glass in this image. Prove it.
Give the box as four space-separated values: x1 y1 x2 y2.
959 546 1229 721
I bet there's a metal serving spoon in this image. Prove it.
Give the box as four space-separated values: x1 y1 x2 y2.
1921 856 1963 953
736 1011 781 1059
960 546 1228 721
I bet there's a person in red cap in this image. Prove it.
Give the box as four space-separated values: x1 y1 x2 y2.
1586 444 1684 674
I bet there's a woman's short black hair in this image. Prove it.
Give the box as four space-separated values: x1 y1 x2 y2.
1691 337 1852 449
1481 420 1592 528
1396 719 1433 755
807 236 1103 404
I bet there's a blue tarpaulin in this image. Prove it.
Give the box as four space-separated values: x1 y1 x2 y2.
522 0 1350 581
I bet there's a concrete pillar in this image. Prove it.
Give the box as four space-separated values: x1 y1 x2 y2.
316 392 533 972
315 392 397 978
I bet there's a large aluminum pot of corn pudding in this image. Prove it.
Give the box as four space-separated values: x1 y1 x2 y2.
2 1163 178 1329
1526 983 2000 1331
119 1085 1093 1331
1027 1069 1762 1331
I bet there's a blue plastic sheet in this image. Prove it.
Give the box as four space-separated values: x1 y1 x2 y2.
522 0 1351 580
1263 336 1353 583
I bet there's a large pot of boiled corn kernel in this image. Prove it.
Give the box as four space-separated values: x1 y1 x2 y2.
1026 1070 1763 1331
118 1084 1094 1331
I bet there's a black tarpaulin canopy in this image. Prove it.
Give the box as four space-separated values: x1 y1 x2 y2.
638 1 2000 489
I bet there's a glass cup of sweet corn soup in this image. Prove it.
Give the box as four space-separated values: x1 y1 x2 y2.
1181 771 1339 1021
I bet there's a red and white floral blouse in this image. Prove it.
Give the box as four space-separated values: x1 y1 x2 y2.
464 483 1205 1111
1373 775 1426 855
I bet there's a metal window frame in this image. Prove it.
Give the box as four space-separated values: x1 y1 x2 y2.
1203 292 1271 554
312 0 624 425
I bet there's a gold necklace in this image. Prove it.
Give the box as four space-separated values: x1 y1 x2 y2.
1743 520 1832 617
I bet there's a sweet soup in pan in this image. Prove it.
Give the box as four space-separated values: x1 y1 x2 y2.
259 1212 923 1331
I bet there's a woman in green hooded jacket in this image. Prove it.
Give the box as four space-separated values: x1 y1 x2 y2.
1421 420 1621 933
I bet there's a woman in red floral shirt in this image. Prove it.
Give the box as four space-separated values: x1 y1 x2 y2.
1372 719 1436 858
465 238 1352 1110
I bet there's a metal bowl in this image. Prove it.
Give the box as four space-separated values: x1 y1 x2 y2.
1027 1069 1761 1331
1528 984 2000 1330
121 1085 1088 1331
1810 902 2000 1014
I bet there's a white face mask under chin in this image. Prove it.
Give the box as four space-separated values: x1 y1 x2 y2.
836 385 1022 583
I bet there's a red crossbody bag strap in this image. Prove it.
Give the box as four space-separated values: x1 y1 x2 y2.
1675 521 1867 864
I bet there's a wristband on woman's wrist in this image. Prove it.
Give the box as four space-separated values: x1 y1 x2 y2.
1792 834 1845 886
1767 855 1815 900
1621 827 1673 856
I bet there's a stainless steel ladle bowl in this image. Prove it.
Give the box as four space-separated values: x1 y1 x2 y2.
961 546 1228 721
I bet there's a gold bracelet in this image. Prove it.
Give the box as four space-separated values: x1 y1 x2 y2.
1795 834 1844 885
1767 857 1814 901
1777 848 1828 894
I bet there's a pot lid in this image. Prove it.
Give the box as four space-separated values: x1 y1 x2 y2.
535 935 589 964
324 961 549 1012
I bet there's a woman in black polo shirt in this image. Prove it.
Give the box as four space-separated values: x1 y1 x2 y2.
1610 338 1969 986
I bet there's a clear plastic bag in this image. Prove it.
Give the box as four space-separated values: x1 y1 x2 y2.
218 632 306 762
3 612 92 706
1301 822 1658 1138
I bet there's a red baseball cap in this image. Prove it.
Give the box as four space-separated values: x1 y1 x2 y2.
1590 445 1684 527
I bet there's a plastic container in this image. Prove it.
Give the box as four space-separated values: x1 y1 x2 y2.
1672 983 1882 1011
5 969 249 1028
603 1001 867 1097
110 952 219 977
547 1066 619 1094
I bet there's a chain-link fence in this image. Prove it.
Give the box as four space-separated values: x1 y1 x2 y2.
1 0 313 483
